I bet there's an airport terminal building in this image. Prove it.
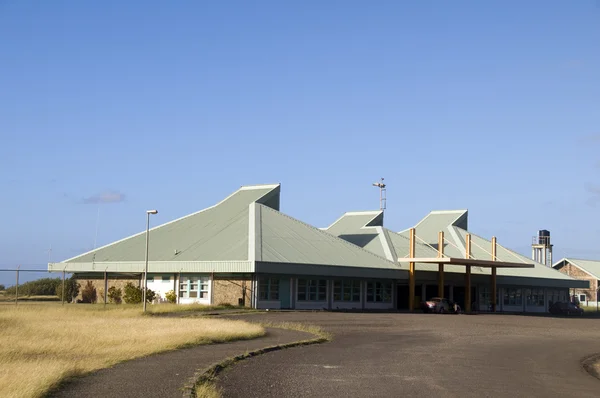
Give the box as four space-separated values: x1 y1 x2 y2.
49 184 587 313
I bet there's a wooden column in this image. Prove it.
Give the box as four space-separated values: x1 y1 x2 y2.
465 233 472 314
491 236 497 312
438 231 445 298
409 228 416 312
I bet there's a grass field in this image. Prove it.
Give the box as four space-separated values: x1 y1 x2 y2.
0 304 265 398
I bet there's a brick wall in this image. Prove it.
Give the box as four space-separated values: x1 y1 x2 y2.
212 278 253 307
74 276 141 303
555 262 597 300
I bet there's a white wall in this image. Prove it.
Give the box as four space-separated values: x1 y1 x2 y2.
332 301 361 310
257 300 281 309
296 301 328 310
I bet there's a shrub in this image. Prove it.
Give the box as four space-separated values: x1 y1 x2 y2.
107 286 122 304
122 282 155 304
0 284 5 291
165 290 177 304
81 281 97 303
123 283 142 304
55 276 80 303
6 277 61 296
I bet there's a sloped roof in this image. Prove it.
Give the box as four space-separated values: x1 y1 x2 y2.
255 204 399 269
328 207 584 287
63 184 281 263
554 258 600 280
323 211 389 259
58 184 401 275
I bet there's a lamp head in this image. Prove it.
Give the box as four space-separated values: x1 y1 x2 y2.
146 210 158 215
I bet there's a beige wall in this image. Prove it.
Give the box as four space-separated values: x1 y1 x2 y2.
212 278 253 307
556 263 597 300
74 277 141 303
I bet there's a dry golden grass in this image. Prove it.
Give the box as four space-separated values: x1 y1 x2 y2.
0 304 265 398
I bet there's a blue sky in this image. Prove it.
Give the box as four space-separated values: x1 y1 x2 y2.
1 1 599 286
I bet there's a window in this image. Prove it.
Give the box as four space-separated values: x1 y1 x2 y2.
297 279 327 301
503 288 522 306
526 288 545 307
479 287 500 309
366 281 392 303
179 276 209 299
259 277 280 301
333 280 361 302
580 294 587 302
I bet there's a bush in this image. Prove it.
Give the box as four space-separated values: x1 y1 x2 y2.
123 282 155 304
165 290 177 304
123 283 142 304
55 276 80 303
81 281 97 304
107 286 122 304
0 284 5 291
6 277 61 296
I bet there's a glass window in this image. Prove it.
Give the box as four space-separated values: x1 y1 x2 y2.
366 281 392 303
297 279 327 301
333 280 361 302
527 288 545 307
259 277 280 301
179 276 209 299
503 288 522 306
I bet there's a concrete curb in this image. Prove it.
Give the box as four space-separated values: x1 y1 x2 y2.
181 328 329 398
581 353 600 380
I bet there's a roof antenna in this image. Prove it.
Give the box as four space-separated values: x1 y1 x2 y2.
372 178 387 212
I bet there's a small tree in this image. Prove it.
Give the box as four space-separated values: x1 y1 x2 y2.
123 282 142 304
123 283 156 304
0 284 5 291
81 281 97 303
165 290 177 304
55 276 80 303
107 286 123 304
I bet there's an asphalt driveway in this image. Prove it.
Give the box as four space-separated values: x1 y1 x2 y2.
218 312 600 398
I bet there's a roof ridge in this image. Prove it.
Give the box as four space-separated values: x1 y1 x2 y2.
240 183 281 191
62 184 279 263
257 204 399 265
323 210 383 231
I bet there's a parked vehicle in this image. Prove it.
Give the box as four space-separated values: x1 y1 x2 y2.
549 301 584 316
421 297 461 314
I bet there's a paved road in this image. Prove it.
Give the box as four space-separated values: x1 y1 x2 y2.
218 312 600 398
50 327 313 398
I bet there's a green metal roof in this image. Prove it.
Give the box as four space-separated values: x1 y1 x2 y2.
63 184 280 263
554 258 600 280
328 207 585 288
256 204 400 269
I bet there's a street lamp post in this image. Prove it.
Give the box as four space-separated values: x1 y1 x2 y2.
143 209 158 312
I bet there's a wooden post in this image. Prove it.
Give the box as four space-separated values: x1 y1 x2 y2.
465 234 472 314
409 228 416 312
438 231 444 298
491 236 497 312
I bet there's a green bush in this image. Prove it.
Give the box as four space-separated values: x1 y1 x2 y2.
107 286 122 304
81 281 97 303
0 284 5 291
123 282 155 304
165 290 177 304
5 277 61 296
123 283 142 304
55 276 80 303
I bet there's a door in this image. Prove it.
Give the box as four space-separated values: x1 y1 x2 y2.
279 278 291 309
